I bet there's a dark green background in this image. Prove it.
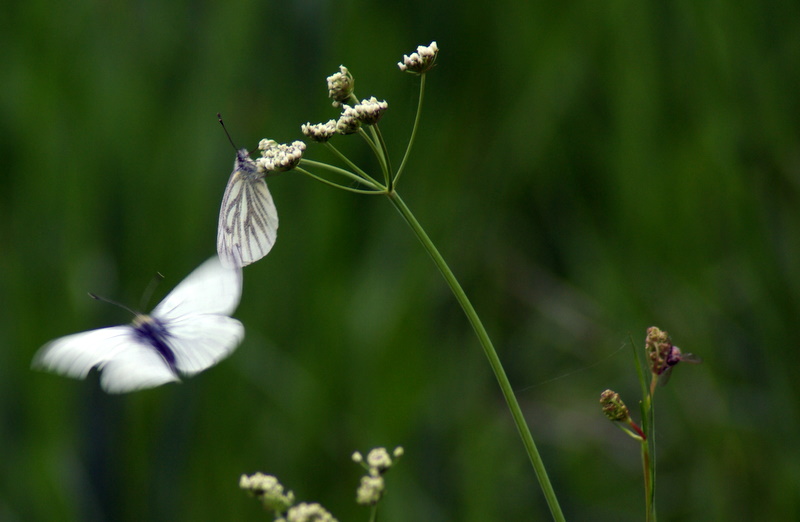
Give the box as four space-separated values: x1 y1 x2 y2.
3 0 799 520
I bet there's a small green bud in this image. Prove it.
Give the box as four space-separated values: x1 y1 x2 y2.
599 389 630 422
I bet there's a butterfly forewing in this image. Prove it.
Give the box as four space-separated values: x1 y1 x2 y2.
152 256 242 320
217 150 278 268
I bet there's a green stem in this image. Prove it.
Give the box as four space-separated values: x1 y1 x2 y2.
386 191 565 522
394 74 426 187
299 159 380 190
320 143 382 187
294 167 381 195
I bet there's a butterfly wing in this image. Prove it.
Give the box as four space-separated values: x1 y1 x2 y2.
151 255 245 376
32 326 180 393
217 151 278 268
152 256 242 319
160 314 244 376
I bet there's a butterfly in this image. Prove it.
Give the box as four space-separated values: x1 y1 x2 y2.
32 256 244 393
217 148 278 268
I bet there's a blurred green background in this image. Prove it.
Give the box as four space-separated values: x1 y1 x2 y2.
3 0 799 520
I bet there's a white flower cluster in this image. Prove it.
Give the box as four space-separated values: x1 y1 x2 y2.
327 65 354 106
301 120 338 142
239 472 296 512
277 502 338 522
354 96 389 125
351 446 404 506
356 476 385 506
303 97 389 142
256 139 306 173
397 41 439 73
335 104 361 135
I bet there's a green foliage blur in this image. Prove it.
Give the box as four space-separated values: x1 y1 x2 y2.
3 0 799 520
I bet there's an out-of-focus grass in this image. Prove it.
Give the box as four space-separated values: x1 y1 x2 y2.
2 1 799 520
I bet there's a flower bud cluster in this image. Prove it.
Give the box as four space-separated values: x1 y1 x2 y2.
301 120 337 142
239 472 296 513
302 97 389 142
645 326 673 376
599 389 630 422
397 41 439 74
351 446 403 506
256 139 306 173
327 65 354 107
278 503 338 522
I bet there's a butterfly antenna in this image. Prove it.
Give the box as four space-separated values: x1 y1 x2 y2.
88 293 139 317
139 272 165 311
217 113 239 151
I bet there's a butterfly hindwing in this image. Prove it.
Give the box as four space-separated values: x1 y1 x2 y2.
217 150 278 268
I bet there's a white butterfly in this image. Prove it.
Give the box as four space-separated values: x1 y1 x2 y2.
217 149 278 268
32 256 245 393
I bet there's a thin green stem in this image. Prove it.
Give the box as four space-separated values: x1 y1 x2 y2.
299 159 381 190
321 142 383 187
648 392 657 522
372 125 393 191
642 439 653 522
357 127 391 186
386 191 564 522
394 74 426 187
294 167 382 195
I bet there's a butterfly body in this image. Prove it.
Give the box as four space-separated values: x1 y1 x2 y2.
217 149 278 268
33 256 244 393
131 314 178 373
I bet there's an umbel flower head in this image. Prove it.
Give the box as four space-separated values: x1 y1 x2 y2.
255 139 306 173
335 104 361 135
239 472 295 512
352 446 403 506
354 96 389 125
327 65 354 107
301 120 337 142
278 503 338 522
397 41 439 74
356 476 385 506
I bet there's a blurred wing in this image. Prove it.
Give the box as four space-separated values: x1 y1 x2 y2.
33 326 133 379
151 256 245 376
32 326 180 393
166 315 245 375
152 256 242 321
657 366 674 387
98 347 179 393
217 170 278 268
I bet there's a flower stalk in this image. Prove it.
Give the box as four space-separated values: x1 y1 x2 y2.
258 41 565 521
